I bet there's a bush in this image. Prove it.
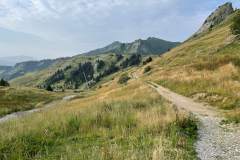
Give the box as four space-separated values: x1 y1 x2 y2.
231 11 240 35
46 85 53 92
116 54 123 61
96 59 105 71
118 73 130 84
64 65 72 71
0 78 9 86
233 58 240 67
144 66 152 73
143 57 152 65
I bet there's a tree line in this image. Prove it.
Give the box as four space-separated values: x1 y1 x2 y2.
44 54 142 90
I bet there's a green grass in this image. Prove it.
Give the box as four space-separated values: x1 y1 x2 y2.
0 87 59 117
0 90 197 160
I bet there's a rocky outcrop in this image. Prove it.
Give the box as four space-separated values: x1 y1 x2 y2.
195 2 234 35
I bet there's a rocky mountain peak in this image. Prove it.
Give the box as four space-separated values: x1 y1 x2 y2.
195 2 234 35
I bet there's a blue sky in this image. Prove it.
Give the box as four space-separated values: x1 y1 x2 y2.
0 0 239 59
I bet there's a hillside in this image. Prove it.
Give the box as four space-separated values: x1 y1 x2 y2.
10 53 144 89
1 37 179 89
141 5 240 122
0 66 12 75
0 86 59 117
84 37 180 56
0 76 198 159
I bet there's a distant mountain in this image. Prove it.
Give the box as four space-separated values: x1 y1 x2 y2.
0 66 12 75
84 37 180 56
0 37 180 87
0 59 58 80
0 55 35 66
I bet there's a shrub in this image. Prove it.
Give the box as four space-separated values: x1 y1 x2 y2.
96 59 105 71
233 58 240 67
46 85 53 92
0 78 9 86
143 57 152 65
64 65 72 71
116 54 123 61
118 73 130 84
231 11 240 35
144 66 152 73
178 116 198 139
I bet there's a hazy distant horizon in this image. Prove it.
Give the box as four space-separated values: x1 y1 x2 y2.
0 36 181 60
0 0 239 59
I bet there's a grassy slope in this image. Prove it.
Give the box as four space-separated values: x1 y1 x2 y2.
0 75 198 159
142 12 240 122
10 53 136 87
0 87 59 117
9 56 82 87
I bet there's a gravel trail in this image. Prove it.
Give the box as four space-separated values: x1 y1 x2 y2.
149 82 240 160
0 95 77 123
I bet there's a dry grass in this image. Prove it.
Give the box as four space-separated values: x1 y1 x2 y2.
0 77 197 159
0 86 60 117
134 13 240 123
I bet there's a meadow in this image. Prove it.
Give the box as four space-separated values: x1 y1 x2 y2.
0 80 197 160
0 87 59 117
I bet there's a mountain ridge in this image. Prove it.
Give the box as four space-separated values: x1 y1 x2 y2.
194 2 234 36
0 55 35 66
0 37 179 83
84 37 180 56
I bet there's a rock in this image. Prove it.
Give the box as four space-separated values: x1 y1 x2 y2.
192 92 207 100
194 2 234 36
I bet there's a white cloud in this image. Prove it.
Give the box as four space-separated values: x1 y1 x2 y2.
0 0 177 26
0 0 237 58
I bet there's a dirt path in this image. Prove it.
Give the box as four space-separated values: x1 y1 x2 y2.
0 95 77 124
149 82 240 160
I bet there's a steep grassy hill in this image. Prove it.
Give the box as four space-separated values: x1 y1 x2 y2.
141 8 240 122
